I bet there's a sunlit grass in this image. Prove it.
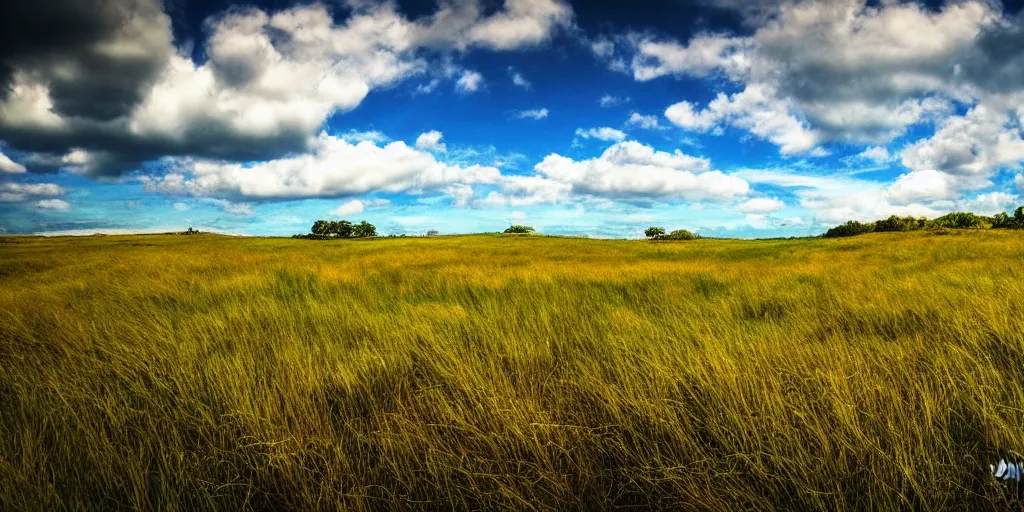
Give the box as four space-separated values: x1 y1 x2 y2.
2 231 1024 509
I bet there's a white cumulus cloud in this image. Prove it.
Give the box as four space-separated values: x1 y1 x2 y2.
415 130 447 152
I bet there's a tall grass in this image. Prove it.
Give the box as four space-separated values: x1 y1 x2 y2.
1 231 1024 510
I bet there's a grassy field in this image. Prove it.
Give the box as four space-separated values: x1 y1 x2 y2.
2 231 1024 510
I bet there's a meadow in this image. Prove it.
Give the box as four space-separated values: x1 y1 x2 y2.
1 231 1024 510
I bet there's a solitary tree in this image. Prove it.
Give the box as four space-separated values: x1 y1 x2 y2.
426 230 440 236
504 225 535 234
644 226 665 239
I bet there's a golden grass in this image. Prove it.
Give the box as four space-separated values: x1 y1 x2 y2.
1 231 1024 510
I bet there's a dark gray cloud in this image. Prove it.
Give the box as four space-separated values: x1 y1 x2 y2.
0 0 173 121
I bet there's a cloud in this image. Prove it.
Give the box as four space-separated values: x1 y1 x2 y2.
209 199 254 216
0 181 64 202
884 169 963 204
0 0 574 177
173 202 189 211
36 199 70 211
737 168 941 224
140 132 501 201
509 67 531 89
517 108 549 120
415 79 441 94
575 127 627 142
736 197 784 213
665 85 819 154
0 0 174 121
460 0 573 50
1016 173 1024 192
598 94 629 107
626 113 661 130
331 199 366 216
853 146 892 165
415 130 447 152
900 104 1024 178
330 198 391 217
608 0 1024 163
486 141 746 205
0 149 25 173
455 70 485 93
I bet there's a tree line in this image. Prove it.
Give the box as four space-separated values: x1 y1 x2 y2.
823 206 1024 238
644 227 700 240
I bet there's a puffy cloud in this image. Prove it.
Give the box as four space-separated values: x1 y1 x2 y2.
462 0 573 50
415 130 447 152
0 149 25 173
628 34 749 82
36 199 70 211
611 0 1024 160
884 169 961 204
1016 173 1024 192
330 198 390 216
489 141 746 204
140 132 501 201
0 0 574 177
575 127 627 142
665 85 819 155
455 70 484 93
517 108 549 120
900 103 1024 177
626 113 662 130
0 182 64 202
736 197 784 213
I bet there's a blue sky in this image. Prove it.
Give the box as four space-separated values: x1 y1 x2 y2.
1 0 1023 238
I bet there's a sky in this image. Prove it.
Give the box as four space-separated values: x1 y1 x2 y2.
1 0 1023 238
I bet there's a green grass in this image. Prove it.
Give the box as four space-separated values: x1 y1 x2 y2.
2 231 1024 510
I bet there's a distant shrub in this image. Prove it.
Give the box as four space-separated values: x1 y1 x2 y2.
823 221 875 238
927 212 983 229
874 215 925 232
504 225 535 234
644 226 666 239
662 229 699 241
426 230 440 236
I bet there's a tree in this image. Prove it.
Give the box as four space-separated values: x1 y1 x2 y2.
311 220 330 236
644 226 665 239
426 230 440 236
663 229 699 240
1016 206 1024 222
823 220 875 238
333 220 354 238
354 221 377 238
504 225 535 234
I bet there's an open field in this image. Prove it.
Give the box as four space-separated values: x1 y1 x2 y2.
2 231 1024 510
